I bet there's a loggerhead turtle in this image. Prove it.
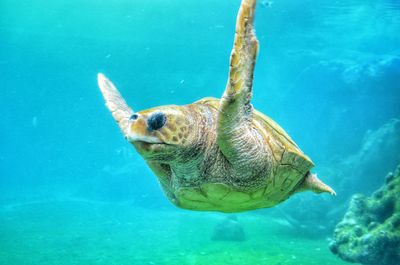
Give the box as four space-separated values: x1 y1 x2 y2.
97 0 335 212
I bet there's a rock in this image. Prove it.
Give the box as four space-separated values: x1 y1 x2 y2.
329 241 338 254
385 172 395 184
354 225 363 237
342 119 400 196
361 233 372 244
211 215 246 242
330 165 400 265
367 222 378 231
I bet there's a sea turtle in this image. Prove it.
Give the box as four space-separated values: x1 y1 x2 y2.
97 0 335 212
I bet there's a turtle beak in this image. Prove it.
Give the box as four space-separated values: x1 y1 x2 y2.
127 134 163 144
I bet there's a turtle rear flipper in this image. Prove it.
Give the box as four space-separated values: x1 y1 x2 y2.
97 73 134 137
294 173 336 196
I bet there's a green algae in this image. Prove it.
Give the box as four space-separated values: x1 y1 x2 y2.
0 200 347 265
330 165 400 265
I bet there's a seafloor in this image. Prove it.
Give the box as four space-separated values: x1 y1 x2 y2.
0 200 348 265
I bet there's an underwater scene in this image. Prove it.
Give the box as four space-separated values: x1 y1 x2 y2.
1 0 400 264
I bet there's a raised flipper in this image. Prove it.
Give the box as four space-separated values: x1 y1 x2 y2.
97 73 134 137
217 0 260 164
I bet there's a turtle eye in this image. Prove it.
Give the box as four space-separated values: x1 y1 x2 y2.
130 114 139 120
147 112 167 131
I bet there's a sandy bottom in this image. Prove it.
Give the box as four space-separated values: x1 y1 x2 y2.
0 200 348 265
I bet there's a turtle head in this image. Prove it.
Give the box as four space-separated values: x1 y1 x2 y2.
97 73 199 162
127 106 195 161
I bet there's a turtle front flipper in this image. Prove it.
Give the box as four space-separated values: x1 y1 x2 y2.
217 0 261 164
97 73 134 137
221 0 258 113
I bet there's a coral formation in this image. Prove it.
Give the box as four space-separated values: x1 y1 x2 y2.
211 216 246 242
329 165 400 265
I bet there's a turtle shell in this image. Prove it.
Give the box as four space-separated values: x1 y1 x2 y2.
192 97 314 207
196 97 313 160
252 107 314 202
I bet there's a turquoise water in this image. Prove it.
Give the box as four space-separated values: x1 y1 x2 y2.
1 0 399 264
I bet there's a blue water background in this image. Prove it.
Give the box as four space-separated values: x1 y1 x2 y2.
1 0 400 234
